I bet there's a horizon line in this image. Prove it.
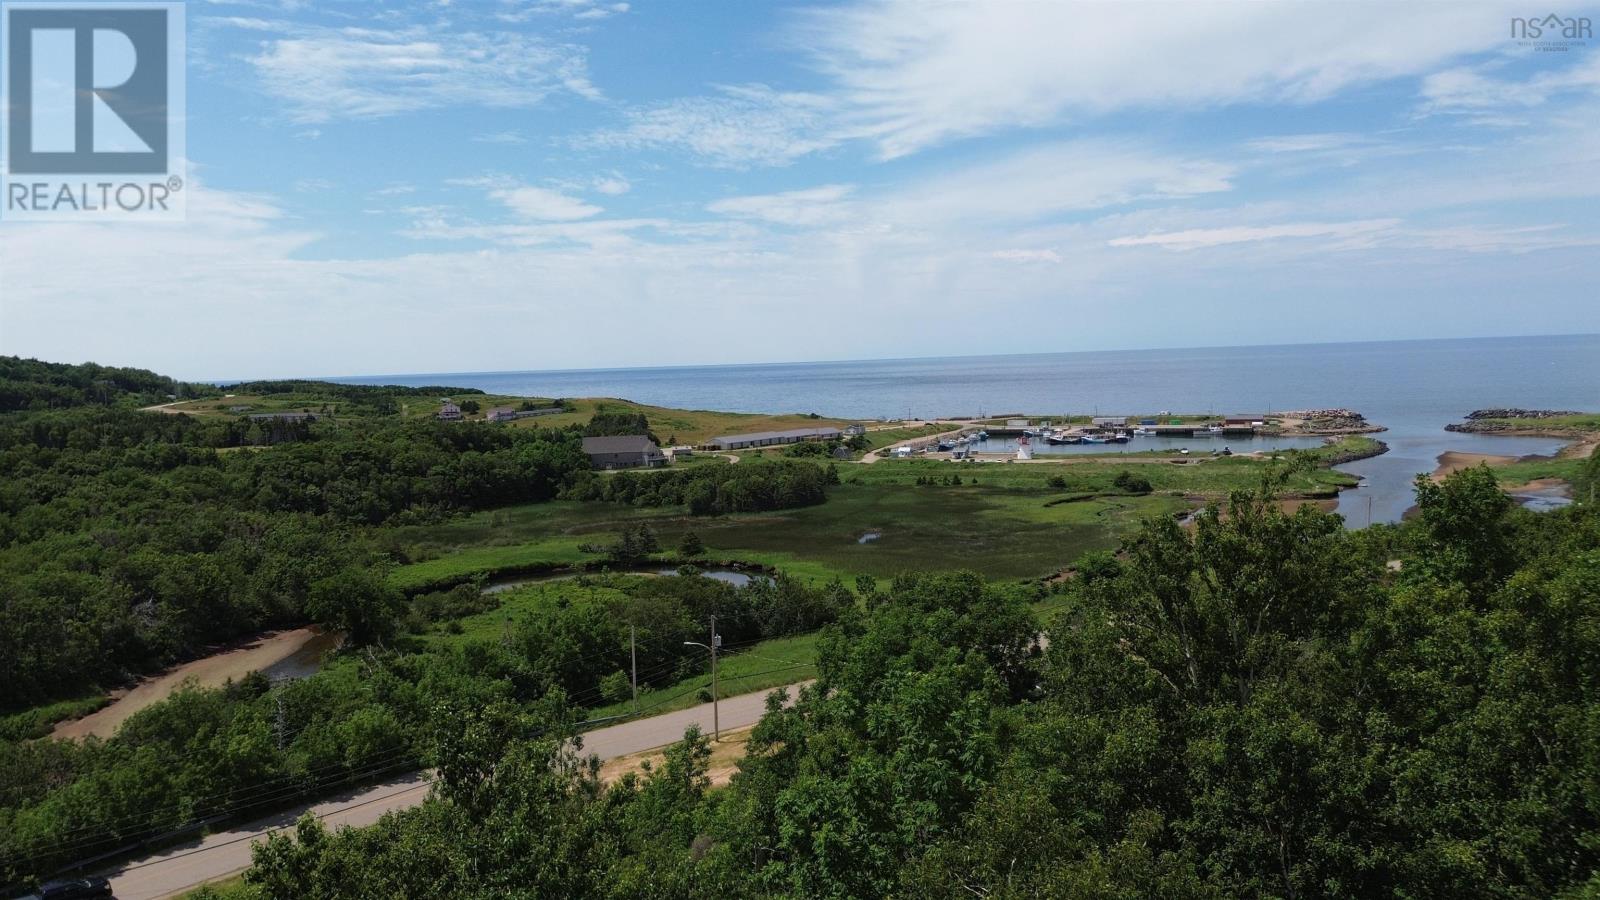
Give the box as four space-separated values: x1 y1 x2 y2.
207 330 1600 386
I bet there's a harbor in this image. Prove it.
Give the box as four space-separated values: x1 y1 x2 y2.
874 411 1375 462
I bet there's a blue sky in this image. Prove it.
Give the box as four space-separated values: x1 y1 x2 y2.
3 0 1599 380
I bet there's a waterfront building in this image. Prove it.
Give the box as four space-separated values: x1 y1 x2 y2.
709 426 842 451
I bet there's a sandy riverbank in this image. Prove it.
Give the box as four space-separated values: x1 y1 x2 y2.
1431 451 1521 481
53 627 335 740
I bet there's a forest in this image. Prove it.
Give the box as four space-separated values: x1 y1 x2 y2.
0 358 835 713
3 355 1599 896
213 471 1599 898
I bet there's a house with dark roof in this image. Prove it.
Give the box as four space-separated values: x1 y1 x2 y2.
583 435 667 470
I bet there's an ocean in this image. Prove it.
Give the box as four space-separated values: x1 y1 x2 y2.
335 334 1599 526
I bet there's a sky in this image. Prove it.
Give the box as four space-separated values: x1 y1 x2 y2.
2 0 1599 380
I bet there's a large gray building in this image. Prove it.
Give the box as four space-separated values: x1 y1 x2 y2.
709 426 842 451
582 435 667 470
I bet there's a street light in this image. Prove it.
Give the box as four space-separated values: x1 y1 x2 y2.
683 615 721 740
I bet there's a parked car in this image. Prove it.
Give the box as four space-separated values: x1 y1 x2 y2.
27 876 113 899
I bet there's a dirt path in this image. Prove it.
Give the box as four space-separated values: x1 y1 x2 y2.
54 628 335 740
139 401 187 414
599 725 757 788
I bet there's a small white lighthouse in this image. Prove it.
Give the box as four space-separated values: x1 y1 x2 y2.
1016 434 1033 460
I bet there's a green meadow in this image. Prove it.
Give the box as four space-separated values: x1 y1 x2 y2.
388 484 1185 589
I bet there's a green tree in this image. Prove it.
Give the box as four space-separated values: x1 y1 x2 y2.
304 569 404 647
1113 470 1153 494
678 531 706 557
1410 465 1513 590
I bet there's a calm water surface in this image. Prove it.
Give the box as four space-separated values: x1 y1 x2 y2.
336 335 1599 526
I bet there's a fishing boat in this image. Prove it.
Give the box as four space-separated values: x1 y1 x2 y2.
1080 433 1110 444
1132 427 1155 436
971 430 988 441
1045 430 1080 445
1110 431 1131 443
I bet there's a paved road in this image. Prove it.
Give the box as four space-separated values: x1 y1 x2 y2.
102 682 809 900
861 421 967 464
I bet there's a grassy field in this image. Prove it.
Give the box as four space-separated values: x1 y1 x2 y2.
415 577 818 720
503 398 851 446
385 501 692 590
159 392 544 421
386 475 1192 589
1459 413 1600 434
0 694 110 741
588 631 818 721
857 423 955 450
384 444 1369 590
1487 455 1591 488
843 453 1357 496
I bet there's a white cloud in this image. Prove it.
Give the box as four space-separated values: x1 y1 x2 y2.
592 173 631 195
1244 133 1371 154
1108 219 1401 250
990 249 1062 264
1420 54 1600 115
403 216 663 248
879 142 1234 227
586 84 836 167
495 0 630 22
800 0 1561 158
708 185 856 226
243 24 599 123
489 185 603 220
473 130 529 144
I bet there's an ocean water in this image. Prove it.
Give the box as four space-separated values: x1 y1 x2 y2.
337 334 1599 525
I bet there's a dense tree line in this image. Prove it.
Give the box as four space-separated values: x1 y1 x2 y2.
0 572 847 884
210 472 1600 898
0 356 218 411
0 405 590 710
564 459 834 514
583 411 660 444
218 380 489 418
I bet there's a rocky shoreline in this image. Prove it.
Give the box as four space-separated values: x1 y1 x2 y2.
1271 408 1387 436
1445 409 1588 436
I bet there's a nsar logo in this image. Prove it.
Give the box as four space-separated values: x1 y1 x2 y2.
1510 12 1593 50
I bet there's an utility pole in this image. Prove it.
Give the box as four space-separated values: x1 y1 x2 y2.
711 615 719 741
630 624 639 714
274 690 286 751
683 614 721 741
